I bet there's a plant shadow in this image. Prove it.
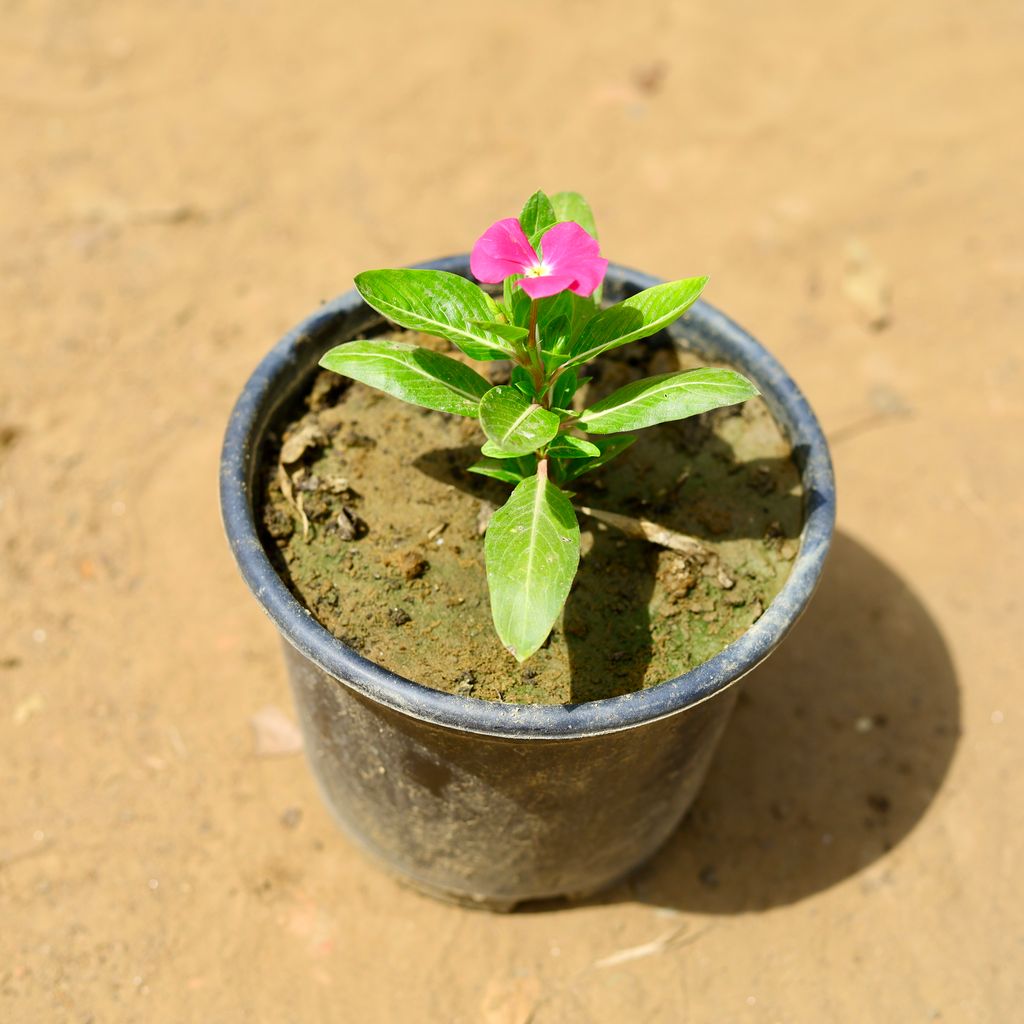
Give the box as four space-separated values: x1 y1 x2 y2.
562 528 658 701
540 531 961 913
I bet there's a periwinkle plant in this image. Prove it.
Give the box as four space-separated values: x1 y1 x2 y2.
320 190 759 661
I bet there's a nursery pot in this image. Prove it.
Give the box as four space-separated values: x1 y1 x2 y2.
220 257 835 909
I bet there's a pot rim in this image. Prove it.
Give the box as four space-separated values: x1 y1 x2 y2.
220 257 836 740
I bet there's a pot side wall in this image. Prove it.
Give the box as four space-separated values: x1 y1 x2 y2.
283 642 738 907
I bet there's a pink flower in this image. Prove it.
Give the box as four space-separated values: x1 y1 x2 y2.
470 218 608 299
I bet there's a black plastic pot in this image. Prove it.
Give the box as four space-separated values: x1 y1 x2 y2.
220 257 836 909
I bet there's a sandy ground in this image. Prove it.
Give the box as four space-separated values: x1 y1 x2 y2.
2 1 1022 1021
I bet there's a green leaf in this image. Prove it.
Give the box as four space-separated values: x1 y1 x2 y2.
538 290 597 346
469 320 528 347
467 454 535 484
550 191 598 239
519 190 558 248
546 434 601 459
550 367 579 410
510 365 537 398
479 386 561 456
481 440 522 459
538 313 571 357
558 435 638 482
319 339 491 417
562 276 709 370
539 313 572 375
577 368 759 434
355 269 513 361
569 293 599 337
503 276 532 327
485 475 580 661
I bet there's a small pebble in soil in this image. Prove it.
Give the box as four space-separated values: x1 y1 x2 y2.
866 793 891 815
264 506 294 540
657 554 702 602
344 430 376 449
698 864 720 889
280 806 303 829
453 670 477 694
388 548 429 581
388 607 411 627
335 506 366 541
747 464 777 496
779 539 799 560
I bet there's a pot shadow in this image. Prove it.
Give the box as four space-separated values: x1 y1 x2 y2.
577 530 962 913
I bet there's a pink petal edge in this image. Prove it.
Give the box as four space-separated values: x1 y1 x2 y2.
518 273 577 299
470 218 538 283
567 256 609 297
540 221 607 296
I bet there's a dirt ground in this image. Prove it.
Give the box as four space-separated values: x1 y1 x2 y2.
2 1 1021 1021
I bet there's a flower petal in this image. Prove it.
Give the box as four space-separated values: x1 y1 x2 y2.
567 260 609 296
518 273 576 299
470 218 538 283
539 221 608 297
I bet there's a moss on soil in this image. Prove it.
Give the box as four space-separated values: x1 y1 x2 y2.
258 332 803 705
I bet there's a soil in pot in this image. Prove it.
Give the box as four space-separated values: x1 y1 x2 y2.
257 329 803 705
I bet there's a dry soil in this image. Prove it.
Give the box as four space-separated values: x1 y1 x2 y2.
2 2 1022 1022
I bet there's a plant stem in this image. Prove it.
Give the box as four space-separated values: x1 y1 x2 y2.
537 456 549 483
526 300 546 399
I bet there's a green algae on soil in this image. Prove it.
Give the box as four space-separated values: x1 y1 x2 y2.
258 332 803 705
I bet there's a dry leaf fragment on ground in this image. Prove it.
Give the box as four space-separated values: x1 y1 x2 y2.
12 693 47 725
277 422 329 540
279 423 327 464
277 463 310 540
578 505 706 555
476 500 497 536
842 239 891 329
480 974 543 1024
590 925 705 969
250 705 303 757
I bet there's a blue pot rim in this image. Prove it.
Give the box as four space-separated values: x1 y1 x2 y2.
219 256 836 740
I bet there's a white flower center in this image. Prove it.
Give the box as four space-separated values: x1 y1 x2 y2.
524 261 551 278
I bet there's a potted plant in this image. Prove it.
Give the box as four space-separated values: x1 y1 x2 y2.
220 191 835 909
